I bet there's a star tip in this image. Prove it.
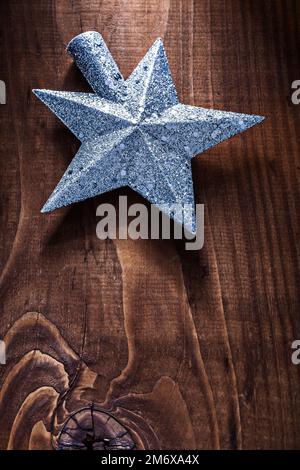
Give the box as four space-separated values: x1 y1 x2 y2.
32 89 47 102
251 114 266 129
151 37 165 51
240 113 266 131
41 202 52 213
185 225 197 238
257 114 266 123
157 38 166 49
83 30 101 37
67 31 103 53
32 88 51 99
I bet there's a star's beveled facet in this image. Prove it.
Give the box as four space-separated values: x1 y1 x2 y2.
33 31 264 234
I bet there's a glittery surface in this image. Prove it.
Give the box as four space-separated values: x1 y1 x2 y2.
33 31 264 233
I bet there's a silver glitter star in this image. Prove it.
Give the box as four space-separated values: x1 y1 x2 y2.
33 31 264 234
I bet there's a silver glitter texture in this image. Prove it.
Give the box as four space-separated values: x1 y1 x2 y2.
33 31 264 234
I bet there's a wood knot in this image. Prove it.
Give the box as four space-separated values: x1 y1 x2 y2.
57 405 135 450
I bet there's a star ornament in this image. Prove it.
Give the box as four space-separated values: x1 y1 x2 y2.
33 31 264 234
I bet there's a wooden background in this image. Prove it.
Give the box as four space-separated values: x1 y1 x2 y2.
0 0 300 450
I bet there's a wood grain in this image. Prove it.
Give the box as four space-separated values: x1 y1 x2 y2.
0 0 300 449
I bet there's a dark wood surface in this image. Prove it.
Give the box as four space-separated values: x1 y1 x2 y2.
0 0 300 450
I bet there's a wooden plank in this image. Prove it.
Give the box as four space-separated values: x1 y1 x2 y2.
0 0 299 449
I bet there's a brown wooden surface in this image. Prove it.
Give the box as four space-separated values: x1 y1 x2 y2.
0 0 300 450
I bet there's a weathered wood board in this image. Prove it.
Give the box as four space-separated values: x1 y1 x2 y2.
0 0 299 449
